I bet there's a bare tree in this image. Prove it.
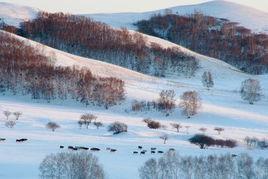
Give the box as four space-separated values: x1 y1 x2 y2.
240 79 261 104
202 71 214 90
108 122 127 135
214 127 224 135
179 91 201 118
80 114 97 129
13 112 22 120
5 121 16 128
3 111 11 120
160 134 168 144
93 122 103 129
78 119 84 129
170 123 182 133
39 151 105 179
46 122 60 132
158 90 176 114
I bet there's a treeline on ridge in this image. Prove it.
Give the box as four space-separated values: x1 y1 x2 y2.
2 12 198 77
136 12 268 74
0 31 124 107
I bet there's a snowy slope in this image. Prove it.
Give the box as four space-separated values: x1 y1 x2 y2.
0 2 37 27
0 30 268 178
85 0 268 34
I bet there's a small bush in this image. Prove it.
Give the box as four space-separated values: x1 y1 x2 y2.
46 122 60 132
5 121 16 128
108 122 127 134
143 119 161 129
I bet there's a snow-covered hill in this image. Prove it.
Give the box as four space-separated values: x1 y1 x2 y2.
0 2 37 27
86 1 268 34
0 30 268 178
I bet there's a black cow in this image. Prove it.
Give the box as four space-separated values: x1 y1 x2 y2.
158 151 164 154
16 138 28 142
133 151 138 154
77 146 89 150
91 147 100 151
138 146 142 149
110 149 117 152
151 151 155 154
151 147 156 150
0 138 6 142
140 151 146 154
60 145 64 149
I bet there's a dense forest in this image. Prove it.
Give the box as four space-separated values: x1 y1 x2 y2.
0 31 124 107
136 12 268 74
2 12 198 77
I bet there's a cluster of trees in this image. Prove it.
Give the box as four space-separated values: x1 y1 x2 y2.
132 89 201 117
136 13 268 74
4 12 199 77
2 110 22 128
245 137 268 149
139 151 268 179
39 151 104 179
189 134 237 149
0 32 124 107
78 113 104 130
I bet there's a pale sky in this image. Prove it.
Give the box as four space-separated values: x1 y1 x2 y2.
1 0 268 14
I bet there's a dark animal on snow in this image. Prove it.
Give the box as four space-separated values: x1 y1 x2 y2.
110 149 117 152
16 138 28 142
91 147 100 151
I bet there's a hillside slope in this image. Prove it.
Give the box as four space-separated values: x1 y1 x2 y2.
0 30 268 179
86 1 268 34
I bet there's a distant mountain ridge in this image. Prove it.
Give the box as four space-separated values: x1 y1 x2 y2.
85 0 268 34
0 1 267 33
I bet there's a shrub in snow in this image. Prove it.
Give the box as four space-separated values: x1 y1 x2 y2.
46 122 60 132
189 134 237 149
160 134 169 144
13 111 22 120
143 118 161 129
93 122 103 129
170 123 182 132
5 120 16 128
179 91 201 118
240 78 261 104
39 151 104 179
140 151 268 179
3 110 11 120
214 127 224 135
202 71 214 90
108 122 127 134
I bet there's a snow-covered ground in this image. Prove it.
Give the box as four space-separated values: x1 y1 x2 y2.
0 31 268 178
0 2 37 27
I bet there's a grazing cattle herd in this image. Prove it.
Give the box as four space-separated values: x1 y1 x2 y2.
0 138 174 155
